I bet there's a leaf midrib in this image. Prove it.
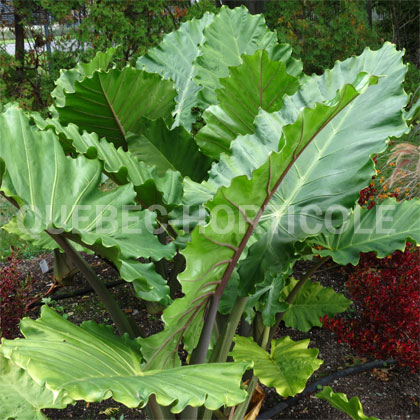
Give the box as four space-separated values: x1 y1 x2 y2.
20 112 35 207
132 133 178 172
98 74 126 139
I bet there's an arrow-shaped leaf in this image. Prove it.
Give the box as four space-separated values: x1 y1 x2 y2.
237 43 408 286
0 106 175 304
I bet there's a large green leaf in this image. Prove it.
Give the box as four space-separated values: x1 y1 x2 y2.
237 72 381 294
0 356 72 420
194 6 277 107
126 118 212 181
198 43 407 211
55 66 213 181
186 41 405 208
32 115 183 208
195 48 300 159
139 75 377 369
52 47 117 107
137 13 214 131
184 46 394 205
308 199 420 265
56 67 177 148
231 336 322 397
283 280 351 332
0 307 249 413
316 386 379 420
236 43 409 285
0 106 173 259
0 106 174 303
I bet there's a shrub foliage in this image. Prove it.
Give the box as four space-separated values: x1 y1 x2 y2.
324 246 420 370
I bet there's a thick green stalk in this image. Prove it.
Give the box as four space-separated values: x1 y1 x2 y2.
190 294 220 365
201 296 249 420
146 395 175 420
180 406 198 420
260 324 270 350
253 312 266 343
48 233 139 338
235 258 330 420
232 375 258 420
202 407 212 420
190 133 320 367
211 296 249 363
201 258 329 419
231 326 270 420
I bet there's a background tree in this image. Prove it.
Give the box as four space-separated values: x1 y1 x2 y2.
73 0 217 63
263 0 379 74
1 0 418 110
0 0 217 110
373 0 419 66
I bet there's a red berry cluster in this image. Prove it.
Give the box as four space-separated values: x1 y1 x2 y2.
323 245 420 371
0 249 34 339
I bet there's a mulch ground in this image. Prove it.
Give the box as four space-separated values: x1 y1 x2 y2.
7 253 420 420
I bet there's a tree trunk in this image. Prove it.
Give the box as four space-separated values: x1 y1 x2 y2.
366 0 372 28
14 8 25 67
391 0 400 47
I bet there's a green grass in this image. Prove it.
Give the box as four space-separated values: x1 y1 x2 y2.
0 195 44 260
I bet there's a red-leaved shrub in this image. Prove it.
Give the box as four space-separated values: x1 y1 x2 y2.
0 249 34 338
323 245 420 370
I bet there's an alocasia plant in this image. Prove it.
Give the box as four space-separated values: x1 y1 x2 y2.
0 6 418 420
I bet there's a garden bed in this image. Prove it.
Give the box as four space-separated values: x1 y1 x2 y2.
13 253 419 420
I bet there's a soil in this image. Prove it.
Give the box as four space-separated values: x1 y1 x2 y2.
5 253 420 420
